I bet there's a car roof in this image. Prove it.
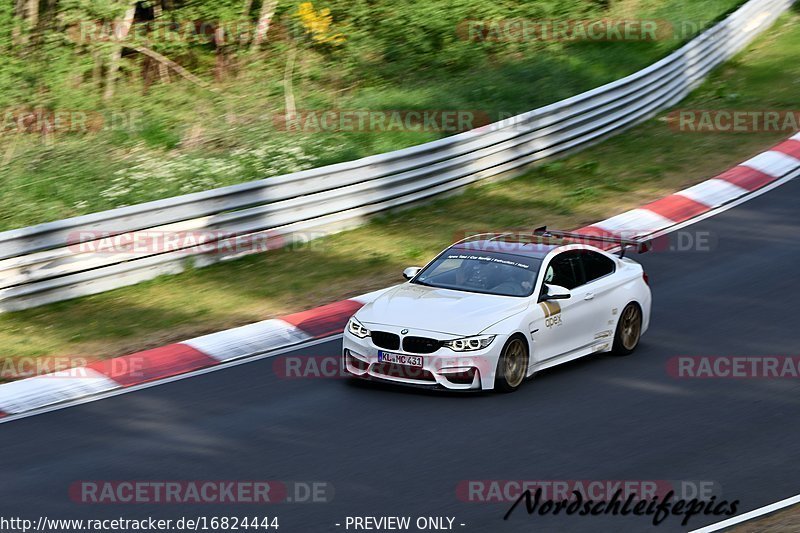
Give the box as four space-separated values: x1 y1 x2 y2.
450 237 563 260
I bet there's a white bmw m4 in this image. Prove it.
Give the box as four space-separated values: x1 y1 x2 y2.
343 229 652 392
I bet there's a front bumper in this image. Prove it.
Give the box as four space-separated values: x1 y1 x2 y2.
342 330 504 391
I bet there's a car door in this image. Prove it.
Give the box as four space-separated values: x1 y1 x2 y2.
577 250 620 348
529 250 595 364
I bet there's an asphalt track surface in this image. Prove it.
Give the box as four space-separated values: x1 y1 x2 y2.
1 179 799 533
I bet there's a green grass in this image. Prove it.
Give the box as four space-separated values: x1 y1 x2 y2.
1 9 798 371
0 0 743 230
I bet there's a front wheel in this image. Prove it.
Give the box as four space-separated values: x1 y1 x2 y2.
495 336 529 393
612 303 643 355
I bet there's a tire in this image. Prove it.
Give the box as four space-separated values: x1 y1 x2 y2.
495 335 530 393
612 303 643 355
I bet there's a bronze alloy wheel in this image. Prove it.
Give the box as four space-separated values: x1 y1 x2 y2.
501 337 528 390
620 304 642 352
622 305 642 350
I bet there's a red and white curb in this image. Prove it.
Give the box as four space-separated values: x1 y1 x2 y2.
1 134 799 420
578 133 800 244
0 289 387 419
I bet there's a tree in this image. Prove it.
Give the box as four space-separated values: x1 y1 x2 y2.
251 0 277 50
12 0 40 44
103 1 137 101
283 2 346 120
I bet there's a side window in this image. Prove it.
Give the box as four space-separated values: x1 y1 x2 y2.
543 251 584 290
581 250 615 283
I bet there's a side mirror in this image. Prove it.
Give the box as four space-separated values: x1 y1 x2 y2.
403 266 422 280
539 284 571 302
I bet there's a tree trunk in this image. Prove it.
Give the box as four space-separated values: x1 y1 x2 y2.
103 3 137 102
11 0 29 44
214 25 228 82
14 0 25 19
92 49 104 90
283 44 297 126
12 0 24 44
251 0 277 50
152 1 170 83
26 0 38 28
12 0 34 44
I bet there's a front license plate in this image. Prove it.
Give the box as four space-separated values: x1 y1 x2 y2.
378 351 423 368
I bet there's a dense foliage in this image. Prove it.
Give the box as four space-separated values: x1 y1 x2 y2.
0 0 741 229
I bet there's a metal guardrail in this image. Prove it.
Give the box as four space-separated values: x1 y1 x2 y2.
0 0 792 311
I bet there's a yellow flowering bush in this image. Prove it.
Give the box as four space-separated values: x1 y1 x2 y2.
295 2 345 45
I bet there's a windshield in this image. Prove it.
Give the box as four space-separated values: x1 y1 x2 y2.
413 250 541 297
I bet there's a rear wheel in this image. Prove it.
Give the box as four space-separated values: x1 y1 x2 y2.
495 336 529 392
612 303 642 355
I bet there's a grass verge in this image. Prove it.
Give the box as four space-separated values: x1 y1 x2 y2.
1 9 799 372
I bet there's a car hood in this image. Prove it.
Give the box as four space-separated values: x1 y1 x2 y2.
356 283 530 336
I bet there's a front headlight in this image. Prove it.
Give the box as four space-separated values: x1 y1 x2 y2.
443 334 496 352
347 317 370 339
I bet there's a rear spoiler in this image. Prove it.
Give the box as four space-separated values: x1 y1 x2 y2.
533 226 652 258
